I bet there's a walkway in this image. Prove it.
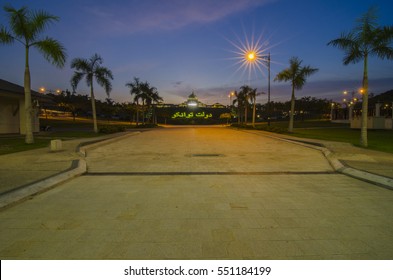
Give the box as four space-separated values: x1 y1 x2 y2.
0 127 392 259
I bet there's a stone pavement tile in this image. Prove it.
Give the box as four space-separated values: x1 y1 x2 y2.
339 239 374 255
149 242 203 259
294 240 352 256
211 228 235 242
225 241 256 259
2 170 393 259
233 228 303 241
291 253 379 260
201 241 229 259
252 240 304 259
0 240 43 259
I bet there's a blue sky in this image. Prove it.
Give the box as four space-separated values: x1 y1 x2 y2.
1 0 393 105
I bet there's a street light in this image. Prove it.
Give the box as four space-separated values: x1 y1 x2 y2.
245 51 271 127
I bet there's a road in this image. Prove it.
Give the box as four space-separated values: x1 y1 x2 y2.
1 127 392 259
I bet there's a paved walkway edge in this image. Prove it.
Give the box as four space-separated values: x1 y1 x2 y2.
0 131 141 210
0 159 87 210
249 130 393 191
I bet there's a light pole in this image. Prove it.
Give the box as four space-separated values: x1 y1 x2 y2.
267 53 271 126
245 51 271 127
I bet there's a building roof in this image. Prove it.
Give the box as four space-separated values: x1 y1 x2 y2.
0 78 40 96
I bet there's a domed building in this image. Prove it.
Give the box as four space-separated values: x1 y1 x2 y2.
178 92 207 108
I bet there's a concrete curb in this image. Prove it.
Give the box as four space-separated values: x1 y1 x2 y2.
0 131 141 210
0 159 87 210
248 130 393 190
78 131 141 156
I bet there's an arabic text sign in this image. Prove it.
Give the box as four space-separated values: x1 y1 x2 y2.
171 111 213 119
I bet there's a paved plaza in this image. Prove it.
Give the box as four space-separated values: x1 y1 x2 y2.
0 127 393 259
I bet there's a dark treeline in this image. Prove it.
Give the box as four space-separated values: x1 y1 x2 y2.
41 90 334 124
42 90 135 122
254 96 332 121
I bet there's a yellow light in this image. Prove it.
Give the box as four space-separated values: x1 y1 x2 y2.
247 51 256 61
40 87 45 93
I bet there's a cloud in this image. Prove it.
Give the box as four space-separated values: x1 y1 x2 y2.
171 81 184 88
85 0 275 35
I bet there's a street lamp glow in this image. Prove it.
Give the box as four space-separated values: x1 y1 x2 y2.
247 51 256 61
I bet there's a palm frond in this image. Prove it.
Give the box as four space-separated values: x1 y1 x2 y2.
70 71 85 91
355 6 378 34
3 5 29 42
274 69 291 82
95 66 113 96
29 9 59 39
0 26 15 44
70 57 90 72
33 37 66 67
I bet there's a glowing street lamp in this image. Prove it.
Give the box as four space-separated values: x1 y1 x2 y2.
228 30 274 127
245 51 271 126
247 51 256 61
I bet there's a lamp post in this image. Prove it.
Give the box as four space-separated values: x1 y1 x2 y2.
245 51 271 127
267 53 271 126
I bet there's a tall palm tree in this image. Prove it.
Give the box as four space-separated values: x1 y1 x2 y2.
0 4 66 143
142 82 162 124
126 77 143 125
232 90 244 124
71 54 113 133
238 85 251 125
328 7 393 147
274 57 318 132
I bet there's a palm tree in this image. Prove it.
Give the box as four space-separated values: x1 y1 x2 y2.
126 77 143 125
328 7 393 147
0 4 66 143
238 85 252 125
232 90 244 124
274 57 318 132
142 82 162 124
71 54 113 133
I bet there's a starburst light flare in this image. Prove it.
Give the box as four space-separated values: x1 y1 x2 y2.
227 30 271 84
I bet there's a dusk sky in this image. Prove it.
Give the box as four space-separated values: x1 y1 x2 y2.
1 0 393 105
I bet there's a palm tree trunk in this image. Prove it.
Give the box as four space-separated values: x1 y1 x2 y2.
136 101 139 126
288 85 295 133
360 55 369 147
244 105 248 125
252 99 256 128
90 82 98 133
142 100 146 125
24 46 34 144
237 105 240 125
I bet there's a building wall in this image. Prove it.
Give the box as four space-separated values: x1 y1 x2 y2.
0 94 39 134
0 96 20 134
18 98 40 134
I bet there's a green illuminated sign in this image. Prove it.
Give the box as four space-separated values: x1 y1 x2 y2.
171 111 213 119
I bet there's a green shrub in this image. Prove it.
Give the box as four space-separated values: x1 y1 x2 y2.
98 125 126 134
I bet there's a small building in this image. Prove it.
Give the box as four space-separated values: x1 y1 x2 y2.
178 92 207 108
0 79 40 134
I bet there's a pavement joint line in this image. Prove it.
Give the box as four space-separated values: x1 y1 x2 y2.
238 129 393 190
85 171 337 176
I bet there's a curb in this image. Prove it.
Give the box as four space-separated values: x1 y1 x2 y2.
0 159 86 210
243 130 393 191
0 131 141 210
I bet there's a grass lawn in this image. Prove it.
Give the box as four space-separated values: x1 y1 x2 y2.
0 117 138 155
251 120 393 154
0 131 102 155
291 127 393 153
